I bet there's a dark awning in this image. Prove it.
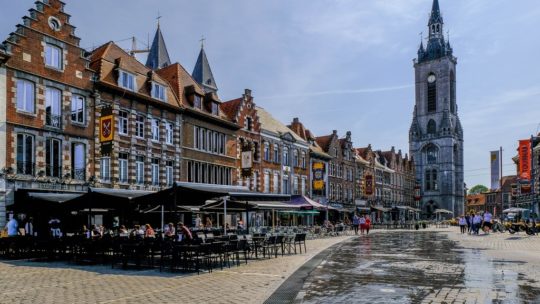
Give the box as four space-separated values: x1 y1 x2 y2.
27 192 84 203
200 199 299 212
9 190 86 213
371 205 389 212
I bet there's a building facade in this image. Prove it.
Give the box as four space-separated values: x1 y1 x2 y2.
409 0 464 218
0 0 95 225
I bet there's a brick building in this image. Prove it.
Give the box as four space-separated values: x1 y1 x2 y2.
288 118 331 202
466 193 486 214
222 89 261 191
316 131 355 210
89 37 181 190
0 0 95 224
257 108 309 195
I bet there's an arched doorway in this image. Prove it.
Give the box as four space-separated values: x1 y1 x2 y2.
424 200 439 220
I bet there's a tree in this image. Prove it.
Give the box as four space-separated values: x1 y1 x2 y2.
468 184 488 194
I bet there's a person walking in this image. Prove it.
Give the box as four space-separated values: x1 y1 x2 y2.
458 215 467 234
482 211 493 234
472 213 482 235
365 215 371 235
465 214 472 234
359 215 366 235
352 213 360 235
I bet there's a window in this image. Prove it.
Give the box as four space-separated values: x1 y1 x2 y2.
201 129 207 150
425 169 438 191
283 175 290 194
273 173 279 194
151 158 159 186
264 172 270 193
213 132 219 153
45 87 61 128
293 176 299 195
301 177 306 196
165 122 174 144
48 17 61 31
118 153 128 183
16 134 34 175
450 72 456 113
301 151 306 168
46 138 61 178
427 77 437 112
72 143 85 180
45 44 62 69
152 83 166 101
119 71 135 91
220 134 225 154
16 79 35 113
194 95 202 109
283 147 289 166
427 119 436 135
151 119 160 141
135 115 145 138
100 157 110 182
426 145 438 164
246 117 252 131
211 102 219 115
166 161 174 187
118 111 128 135
293 150 298 167
71 95 85 124
264 142 270 161
136 156 145 184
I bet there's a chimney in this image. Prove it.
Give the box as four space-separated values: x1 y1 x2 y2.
332 130 337 135
293 117 299 123
244 88 252 97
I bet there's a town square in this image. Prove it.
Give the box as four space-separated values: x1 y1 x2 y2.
0 0 539 303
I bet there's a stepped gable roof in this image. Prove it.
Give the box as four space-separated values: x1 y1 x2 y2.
288 118 309 141
257 107 306 143
221 98 242 121
315 134 333 152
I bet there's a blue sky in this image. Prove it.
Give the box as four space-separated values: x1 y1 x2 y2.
2 0 540 188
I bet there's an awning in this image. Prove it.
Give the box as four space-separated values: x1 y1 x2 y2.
27 192 84 203
277 210 320 215
201 199 299 211
9 190 86 213
287 195 337 211
502 207 529 213
89 187 153 200
371 205 389 212
137 182 291 207
434 208 453 214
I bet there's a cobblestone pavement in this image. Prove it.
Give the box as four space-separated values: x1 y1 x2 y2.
0 236 351 304
297 228 540 304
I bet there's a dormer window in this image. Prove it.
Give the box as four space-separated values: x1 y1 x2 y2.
246 117 252 131
194 95 202 109
211 102 219 115
119 70 135 91
152 83 166 101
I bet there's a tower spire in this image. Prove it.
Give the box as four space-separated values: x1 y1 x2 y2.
145 22 171 70
418 0 452 63
192 41 218 94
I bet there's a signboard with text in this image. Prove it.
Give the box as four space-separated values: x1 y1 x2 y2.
365 174 374 196
241 151 253 177
312 162 325 191
518 139 531 180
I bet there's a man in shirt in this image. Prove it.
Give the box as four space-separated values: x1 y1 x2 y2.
6 215 18 237
482 211 493 234
177 222 193 242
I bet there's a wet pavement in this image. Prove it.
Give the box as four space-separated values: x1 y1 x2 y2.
296 231 540 304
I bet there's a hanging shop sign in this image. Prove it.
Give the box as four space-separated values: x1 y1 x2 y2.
365 174 374 195
518 139 531 180
312 162 325 190
100 106 113 156
241 150 253 177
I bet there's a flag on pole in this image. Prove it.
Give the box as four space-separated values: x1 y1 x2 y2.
490 150 500 191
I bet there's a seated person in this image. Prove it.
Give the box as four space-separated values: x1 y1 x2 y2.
177 222 193 243
144 224 155 238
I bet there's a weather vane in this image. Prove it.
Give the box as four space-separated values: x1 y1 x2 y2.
200 35 206 48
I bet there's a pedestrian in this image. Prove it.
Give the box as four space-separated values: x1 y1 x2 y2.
24 217 34 237
5 214 19 237
48 217 62 238
482 211 492 234
472 213 482 235
458 215 466 234
365 215 371 235
359 215 366 235
352 213 360 235
465 214 471 234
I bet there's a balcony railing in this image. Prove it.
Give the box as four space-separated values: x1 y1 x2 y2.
46 113 62 128
46 165 62 178
16 161 35 176
72 168 85 181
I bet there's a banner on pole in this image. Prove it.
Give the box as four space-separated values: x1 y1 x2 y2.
518 140 531 181
490 150 500 191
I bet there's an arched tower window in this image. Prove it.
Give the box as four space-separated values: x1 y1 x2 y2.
425 169 438 191
427 119 436 135
450 71 456 114
425 145 438 164
427 73 437 112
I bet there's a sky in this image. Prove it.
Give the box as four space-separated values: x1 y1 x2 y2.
2 0 540 188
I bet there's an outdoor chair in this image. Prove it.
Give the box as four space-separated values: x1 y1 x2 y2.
261 235 277 258
294 233 307 254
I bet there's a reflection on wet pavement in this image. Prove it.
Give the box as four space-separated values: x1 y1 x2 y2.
297 232 540 303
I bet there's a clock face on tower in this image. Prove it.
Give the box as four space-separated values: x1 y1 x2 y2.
427 74 436 83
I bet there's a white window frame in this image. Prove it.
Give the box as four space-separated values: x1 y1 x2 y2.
152 82 167 101
118 153 128 183
100 157 111 182
46 138 62 178
118 111 128 135
166 162 174 187
45 43 62 69
71 95 85 124
136 156 145 184
273 173 279 194
165 122 174 145
151 119 160 141
151 159 160 186
119 70 135 91
16 133 34 175
264 172 270 193
135 115 145 138
16 79 35 113
72 143 86 181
